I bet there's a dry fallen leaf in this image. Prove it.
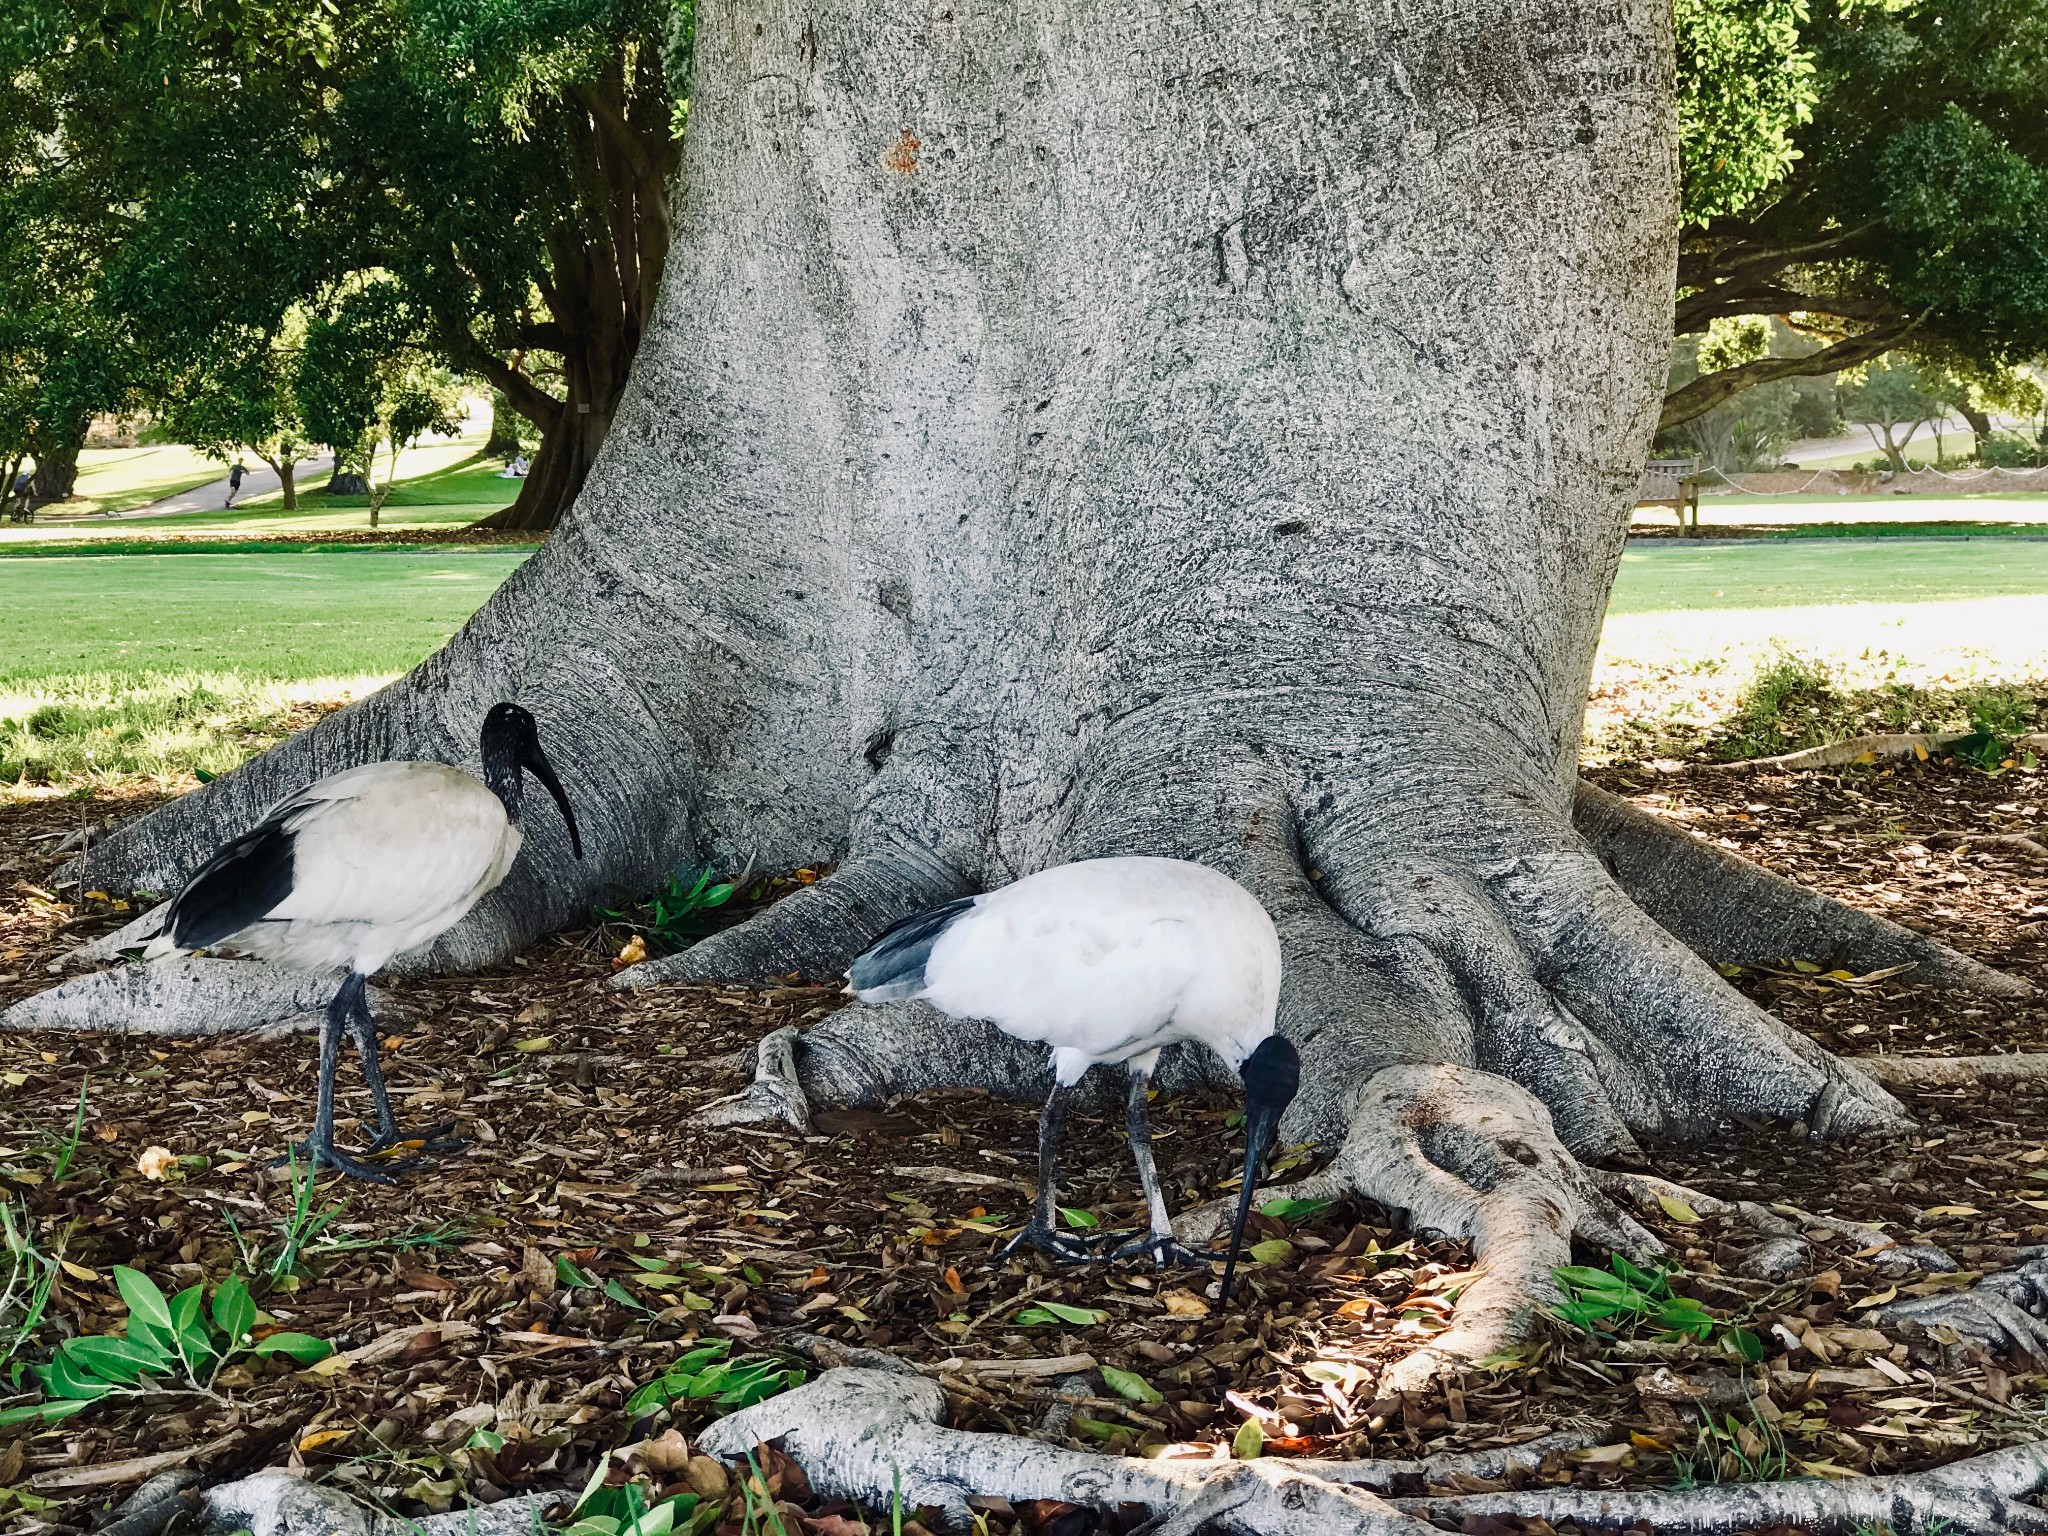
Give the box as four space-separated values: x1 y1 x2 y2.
1162 1289 1211 1317
612 934 647 971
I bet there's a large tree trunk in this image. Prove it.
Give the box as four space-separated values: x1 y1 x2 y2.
472 58 674 533
27 413 87 504
50 0 2010 1450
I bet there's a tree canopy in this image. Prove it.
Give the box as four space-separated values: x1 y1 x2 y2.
1 0 684 526
1668 0 2048 429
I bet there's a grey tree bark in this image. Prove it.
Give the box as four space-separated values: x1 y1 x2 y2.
29 0 2032 1497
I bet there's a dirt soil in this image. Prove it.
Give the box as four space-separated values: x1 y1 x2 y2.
2 757 2046 1536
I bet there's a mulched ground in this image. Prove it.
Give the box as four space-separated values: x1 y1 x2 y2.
3 755 2047 1536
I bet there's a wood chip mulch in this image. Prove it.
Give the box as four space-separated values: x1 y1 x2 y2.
2 755 2046 1536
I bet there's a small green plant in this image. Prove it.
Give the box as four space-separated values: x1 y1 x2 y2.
49 1080 88 1182
1670 1398 1789 1486
0 1202 59 1378
597 866 744 949
561 1451 721 1536
0 1266 331 1427
1719 650 1840 759
1551 1255 1763 1361
223 1159 461 1287
1946 692 2035 772
625 1339 805 1418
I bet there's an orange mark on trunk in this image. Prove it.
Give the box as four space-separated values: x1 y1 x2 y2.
884 128 921 174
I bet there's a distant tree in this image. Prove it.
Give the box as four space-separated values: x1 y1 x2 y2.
5 0 684 530
1668 0 2048 430
156 318 316 509
1838 357 1941 472
367 364 464 529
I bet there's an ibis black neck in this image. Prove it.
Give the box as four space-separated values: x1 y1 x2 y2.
480 724 525 820
477 703 585 859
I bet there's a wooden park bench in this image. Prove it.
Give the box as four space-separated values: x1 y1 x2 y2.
1637 456 1701 535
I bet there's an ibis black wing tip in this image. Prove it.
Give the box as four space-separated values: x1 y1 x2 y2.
162 822 297 953
846 894 978 1001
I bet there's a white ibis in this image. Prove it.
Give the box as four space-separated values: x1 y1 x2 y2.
849 857 1297 1301
142 702 583 1182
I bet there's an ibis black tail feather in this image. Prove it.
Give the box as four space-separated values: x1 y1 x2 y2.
847 895 978 1001
153 821 296 954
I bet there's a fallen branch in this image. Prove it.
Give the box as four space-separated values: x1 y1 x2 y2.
697 1367 1439 1533
1704 731 2048 774
1857 1054 2048 1090
1398 1438 2048 1535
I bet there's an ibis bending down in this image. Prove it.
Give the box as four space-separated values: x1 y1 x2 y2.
143 703 583 1183
849 857 1298 1301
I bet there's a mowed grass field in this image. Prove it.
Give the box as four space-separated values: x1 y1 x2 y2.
5 532 2048 790
2 546 532 786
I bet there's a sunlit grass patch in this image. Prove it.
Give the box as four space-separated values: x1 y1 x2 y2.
1 672 383 793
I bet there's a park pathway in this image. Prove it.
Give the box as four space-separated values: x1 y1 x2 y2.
120 454 334 518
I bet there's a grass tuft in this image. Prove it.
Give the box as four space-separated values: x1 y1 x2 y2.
0 671 373 789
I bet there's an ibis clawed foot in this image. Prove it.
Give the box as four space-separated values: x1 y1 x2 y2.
1000 1083 1108 1264
275 973 462 1183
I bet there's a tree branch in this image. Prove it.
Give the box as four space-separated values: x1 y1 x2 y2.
1659 323 1918 431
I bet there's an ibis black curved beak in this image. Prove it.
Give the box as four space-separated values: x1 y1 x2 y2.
1219 1035 1300 1306
521 743 584 860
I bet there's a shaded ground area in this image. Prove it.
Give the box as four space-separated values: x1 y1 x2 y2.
2 753 2046 1534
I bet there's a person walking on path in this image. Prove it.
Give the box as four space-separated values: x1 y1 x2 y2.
224 460 245 508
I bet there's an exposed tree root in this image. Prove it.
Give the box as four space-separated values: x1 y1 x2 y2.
1696 731 2048 774
696 1366 1441 1534
1860 1053 2048 1089
1701 731 1974 772
1926 830 2048 861
1590 1168 1955 1279
195 1471 553 1536
703 1368 2048 1536
1574 783 2028 997
1398 1439 2048 1535
1175 1064 1659 1393
615 850 971 988
0 958 355 1037
1877 1248 2048 1357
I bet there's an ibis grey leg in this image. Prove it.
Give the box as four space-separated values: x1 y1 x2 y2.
342 979 461 1157
1109 1068 1207 1268
277 978 400 1185
998 1083 1103 1264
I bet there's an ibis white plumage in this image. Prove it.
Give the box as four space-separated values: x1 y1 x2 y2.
143 702 583 1182
848 856 1298 1301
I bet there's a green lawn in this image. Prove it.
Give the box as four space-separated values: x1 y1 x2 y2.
1609 537 2048 614
2 545 530 786
1 546 530 686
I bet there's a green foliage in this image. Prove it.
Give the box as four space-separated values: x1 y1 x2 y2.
1674 0 2048 425
1551 1256 1764 1362
156 314 315 490
0 1202 60 1385
1676 0 1815 223
623 1339 805 1418
1979 431 2048 468
0 1265 331 1428
1696 316 1773 374
1671 1400 1791 1487
597 865 744 950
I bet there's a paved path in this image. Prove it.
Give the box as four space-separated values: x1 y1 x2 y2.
119 455 334 518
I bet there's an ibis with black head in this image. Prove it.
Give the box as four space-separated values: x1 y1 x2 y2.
848 856 1297 1302
144 703 583 1182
